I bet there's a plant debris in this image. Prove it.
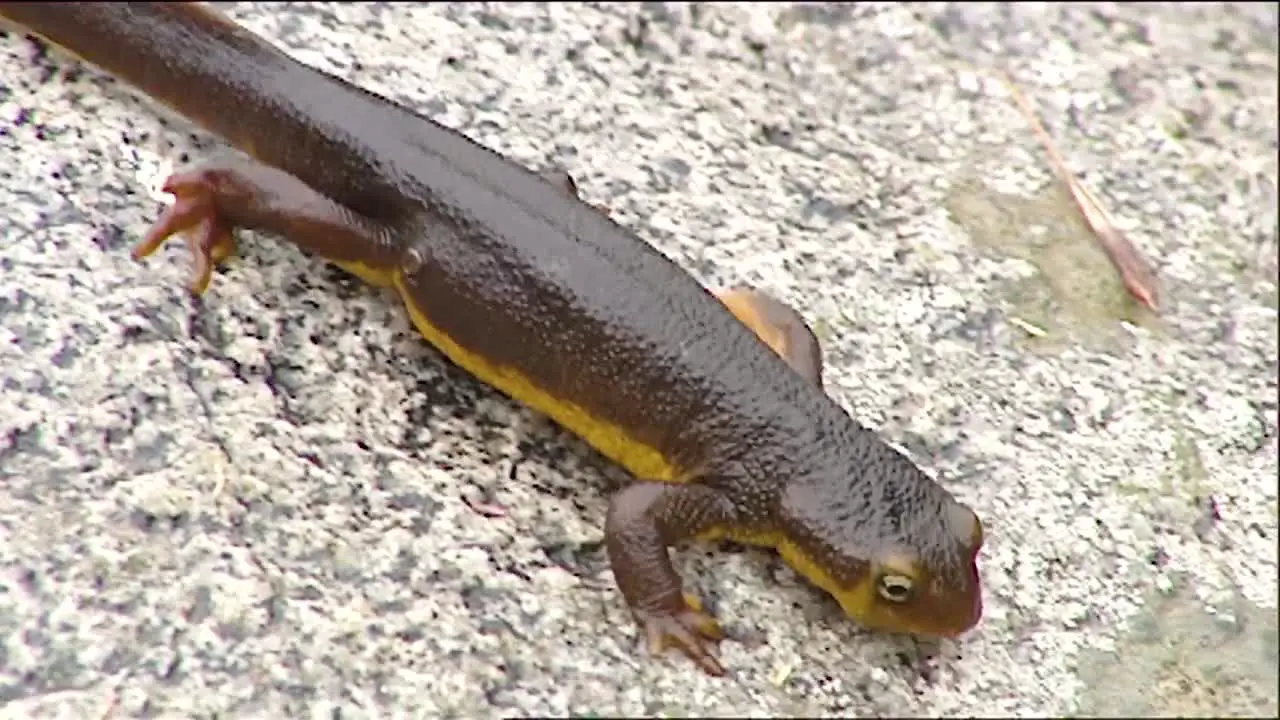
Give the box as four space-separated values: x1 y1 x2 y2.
1003 74 1163 312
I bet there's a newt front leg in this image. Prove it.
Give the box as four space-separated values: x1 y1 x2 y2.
715 286 824 389
604 480 739 675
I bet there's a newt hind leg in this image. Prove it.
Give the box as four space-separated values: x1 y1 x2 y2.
132 160 402 294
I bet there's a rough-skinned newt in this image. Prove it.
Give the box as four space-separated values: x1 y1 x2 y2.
0 2 985 675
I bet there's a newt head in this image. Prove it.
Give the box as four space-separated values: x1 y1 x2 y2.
773 460 985 639
850 497 985 639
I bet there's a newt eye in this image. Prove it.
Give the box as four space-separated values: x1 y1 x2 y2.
876 573 914 603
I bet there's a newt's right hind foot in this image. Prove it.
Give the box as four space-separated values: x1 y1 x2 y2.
131 170 240 296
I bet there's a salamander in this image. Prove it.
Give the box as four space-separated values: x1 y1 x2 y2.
0 2 985 675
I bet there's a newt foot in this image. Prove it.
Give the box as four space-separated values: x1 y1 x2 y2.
132 170 239 295
635 592 726 676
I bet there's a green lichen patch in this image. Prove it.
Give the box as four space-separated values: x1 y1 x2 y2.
945 173 1162 354
1074 577 1279 718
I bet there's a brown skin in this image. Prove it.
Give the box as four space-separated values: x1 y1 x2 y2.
0 2 985 675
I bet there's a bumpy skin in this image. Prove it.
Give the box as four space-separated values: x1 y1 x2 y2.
0 2 984 675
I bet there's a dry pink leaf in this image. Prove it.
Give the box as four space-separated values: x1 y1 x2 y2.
1003 74 1162 312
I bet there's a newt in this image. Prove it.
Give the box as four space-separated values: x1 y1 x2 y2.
0 2 985 675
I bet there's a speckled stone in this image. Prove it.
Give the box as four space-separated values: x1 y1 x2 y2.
0 2 1275 717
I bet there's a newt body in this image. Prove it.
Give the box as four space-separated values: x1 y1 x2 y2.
0 2 984 674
